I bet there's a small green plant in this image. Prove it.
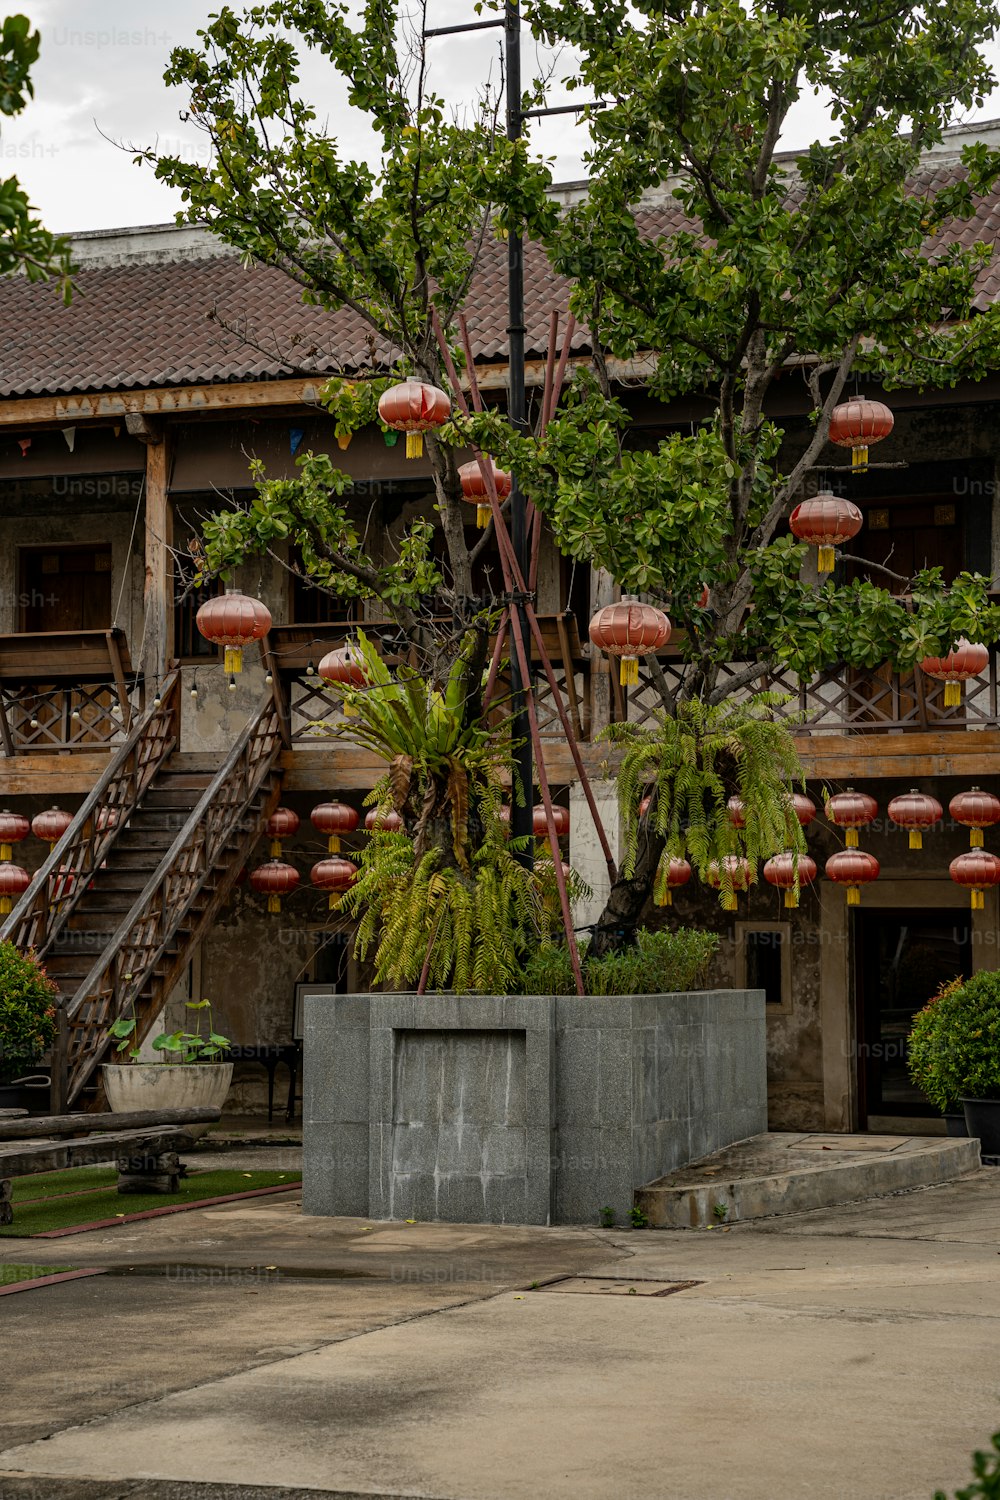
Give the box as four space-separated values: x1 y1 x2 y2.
109 999 230 1064
909 972 1000 1112
599 1206 616 1228
0 940 57 1082
935 1430 1000 1499
520 927 718 997
713 1202 729 1222
628 1205 649 1229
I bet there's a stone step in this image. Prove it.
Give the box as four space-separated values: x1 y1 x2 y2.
634 1132 983 1228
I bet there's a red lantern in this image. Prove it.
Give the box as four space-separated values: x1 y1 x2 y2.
311 856 357 911
653 855 691 907
589 596 671 686
727 796 745 829
828 397 894 469
949 787 1000 849
96 807 118 833
887 789 943 850
826 788 877 848
790 793 817 827
377 380 451 459
707 855 753 912
195 589 271 675
826 849 880 906
365 808 404 833
0 809 29 862
919 640 989 708
458 459 512 529
319 643 368 717
250 860 300 914
950 851 1000 911
266 806 300 858
532 804 570 839
639 795 653 817
789 493 863 573
32 807 72 849
0 861 30 915
311 802 359 853
764 852 818 910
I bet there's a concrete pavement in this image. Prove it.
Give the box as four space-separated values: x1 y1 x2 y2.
2 1173 999 1499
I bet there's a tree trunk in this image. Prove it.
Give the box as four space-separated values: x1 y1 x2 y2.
590 825 664 957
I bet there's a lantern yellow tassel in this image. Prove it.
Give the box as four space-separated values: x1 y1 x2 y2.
909 830 922 850
0 843 10 861
270 838 282 858
784 889 799 909
944 681 962 707
817 545 835 572
267 894 280 914
847 887 860 906
846 828 859 848
406 431 423 459
620 656 639 686
329 892 341 911
852 445 868 468
972 829 985 848
224 647 243 674
327 834 340 854
477 503 490 529
0 897 10 915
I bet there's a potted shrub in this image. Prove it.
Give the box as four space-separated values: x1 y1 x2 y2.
909 972 1000 1153
0 940 57 1111
104 998 233 1114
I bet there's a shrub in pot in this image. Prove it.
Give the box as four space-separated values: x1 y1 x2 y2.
909 972 1000 1153
519 927 719 996
0 940 57 1106
104 998 234 1114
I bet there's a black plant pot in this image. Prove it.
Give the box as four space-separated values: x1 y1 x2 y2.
944 1113 969 1138
961 1097 1000 1157
0 1075 50 1114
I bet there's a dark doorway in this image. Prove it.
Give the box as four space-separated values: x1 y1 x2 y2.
855 909 971 1123
19 545 113 632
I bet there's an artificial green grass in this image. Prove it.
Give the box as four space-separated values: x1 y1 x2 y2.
2 1169 300 1237
0 1262 73 1286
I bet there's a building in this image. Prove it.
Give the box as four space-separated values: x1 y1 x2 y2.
2 120 1000 1129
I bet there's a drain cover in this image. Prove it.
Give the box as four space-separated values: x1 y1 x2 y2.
534 1276 701 1297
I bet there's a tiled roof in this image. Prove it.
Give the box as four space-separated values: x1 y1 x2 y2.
0 156 997 400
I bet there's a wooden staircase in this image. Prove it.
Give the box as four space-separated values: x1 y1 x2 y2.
1 672 286 1108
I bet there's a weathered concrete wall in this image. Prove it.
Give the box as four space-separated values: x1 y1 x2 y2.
302 987 766 1226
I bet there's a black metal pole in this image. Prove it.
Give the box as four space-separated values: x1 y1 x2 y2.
505 0 533 865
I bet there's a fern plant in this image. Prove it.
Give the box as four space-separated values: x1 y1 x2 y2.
604 694 807 912
338 633 588 991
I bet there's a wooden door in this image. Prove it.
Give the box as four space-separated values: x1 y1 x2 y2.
19 546 113 633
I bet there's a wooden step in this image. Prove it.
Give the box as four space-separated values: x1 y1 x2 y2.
142 789 205 810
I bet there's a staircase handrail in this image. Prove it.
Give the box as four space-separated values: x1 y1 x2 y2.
62 693 283 1104
0 670 183 954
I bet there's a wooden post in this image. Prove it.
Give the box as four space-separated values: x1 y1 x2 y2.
134 417 172 687
49 1003 69 1115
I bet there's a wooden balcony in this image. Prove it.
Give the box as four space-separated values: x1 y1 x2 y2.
0 630 137 756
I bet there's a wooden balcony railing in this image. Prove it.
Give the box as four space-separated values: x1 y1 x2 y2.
0 629 138 755
626 647 1000 733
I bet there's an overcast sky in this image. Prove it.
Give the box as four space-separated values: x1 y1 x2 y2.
3 0 1000 236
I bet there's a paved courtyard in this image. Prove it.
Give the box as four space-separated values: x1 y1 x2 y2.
2 1172 999 1500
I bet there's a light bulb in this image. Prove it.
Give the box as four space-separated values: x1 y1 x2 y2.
228 676 237 693
29 717 39 728
265 672 273 685
190 687 198 699
306 660 315 676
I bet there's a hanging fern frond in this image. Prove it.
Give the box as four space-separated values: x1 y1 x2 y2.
605 693 807 906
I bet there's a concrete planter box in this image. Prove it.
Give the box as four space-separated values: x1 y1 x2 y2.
303 989 766 1226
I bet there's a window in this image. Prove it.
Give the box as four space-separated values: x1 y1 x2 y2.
736 922 792 1014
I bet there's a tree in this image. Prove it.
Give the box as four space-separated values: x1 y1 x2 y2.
465 0 1000 949
147 1 1000 972
0 15 71 293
